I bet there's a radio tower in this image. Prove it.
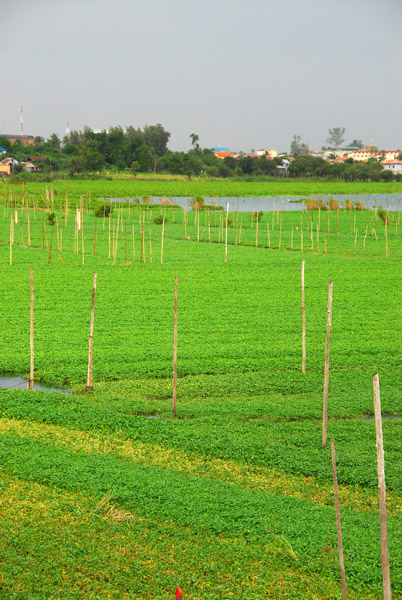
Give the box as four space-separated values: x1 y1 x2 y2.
66 120 70 139
20 105 24 135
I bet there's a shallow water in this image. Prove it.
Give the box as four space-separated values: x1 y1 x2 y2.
103 193 402 212
0 375 71 395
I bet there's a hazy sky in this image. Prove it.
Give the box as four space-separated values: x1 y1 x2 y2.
1 0 401 153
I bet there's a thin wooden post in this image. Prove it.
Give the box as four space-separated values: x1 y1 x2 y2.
108 214 111 259
94 216 97 256
255 213 259 247
300 215 303 252
27 212 31 247
125 218 127 261
336 208 339 240
224 202 229 262
172 276 178 417
290 225 293 249
132 224 135 261
81 220 85 265
48 221 55 264
322 280 333 448
385 220 389 259
10 213 14 266
149 228 152 263
330 439 348 600
28 266 34 390
301 260 306 375
141 225 145 263
279 213 282 249
373 374 392 600
161 217 165 263
86 271 97 392
239 216 243 244
267 222 271 248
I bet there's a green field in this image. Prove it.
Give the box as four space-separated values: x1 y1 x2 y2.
0 185 401 599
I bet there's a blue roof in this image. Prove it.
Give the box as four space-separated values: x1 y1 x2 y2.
0 146 6 152
212 147 229 152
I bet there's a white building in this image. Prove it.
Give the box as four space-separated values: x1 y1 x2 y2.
255 148 278 158
382 159 402 173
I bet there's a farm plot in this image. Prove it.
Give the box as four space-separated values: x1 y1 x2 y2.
0 190 401 599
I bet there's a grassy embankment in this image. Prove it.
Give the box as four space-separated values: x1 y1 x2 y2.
0 185 401 599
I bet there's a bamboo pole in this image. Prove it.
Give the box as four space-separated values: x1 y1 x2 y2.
224 202 229 262
197 207 200 242
208 212 211 242
161 217 165 264
300 215 303 252
113 212 120 265
172 275 178 417
10 213 14 266
149 228 152 263
255 213 259 247
373 374 392 600
317 224 320 253
267 222 271 248
108 214 111 259
301 260 306 374
385 220 389 259
141 225 145 263
132 224 135 261
239 216 243 244
322 280 333 448
86 272 97 392
94 216 97 256
27 212 31 247
48 221 55 264
336 208 339 239
330 439 348 600
279 213 282 249
28 266 34 390
81 219 85 265
125 218 127 261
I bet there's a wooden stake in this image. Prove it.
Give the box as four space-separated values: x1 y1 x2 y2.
255 213 259 247
10 213 14 266
27 212 31 247
172 275 178 417
108 214 111 259
161 217 165 264
373 374 392 600
86 271 97 392
28 266 34 390
301 260 306 374
81 220 85 265
132 224 135 261
322 280 333 448
149 228 152 263
141 225 145 263
279 213 282 249
385 220 389 259
336 209 339 239
239 216 243 244
317 224 320 253
224 202 229 262
94 217 97 256
113 212 120 264
267 222 271 248
330 440 348 600
48 222 55 264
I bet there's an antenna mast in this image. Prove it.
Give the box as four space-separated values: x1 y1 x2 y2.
66 120 70 139
20 105 24 135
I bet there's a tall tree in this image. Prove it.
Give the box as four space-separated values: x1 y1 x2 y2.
290 134 308 156
143 124 170 157
190 133 200 149
326 127 346 147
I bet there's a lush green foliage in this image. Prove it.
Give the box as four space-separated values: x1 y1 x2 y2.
0 184 401 598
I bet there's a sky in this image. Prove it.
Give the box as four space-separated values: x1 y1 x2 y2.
1 0 401 153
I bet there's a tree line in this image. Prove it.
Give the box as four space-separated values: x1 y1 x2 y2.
0 125 400 181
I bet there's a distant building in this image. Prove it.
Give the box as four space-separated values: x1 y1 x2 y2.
382 159 402 173
22 162 36 172
0 134 35 146
255 148 278 158
214 151 240 160
0 164 10 176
